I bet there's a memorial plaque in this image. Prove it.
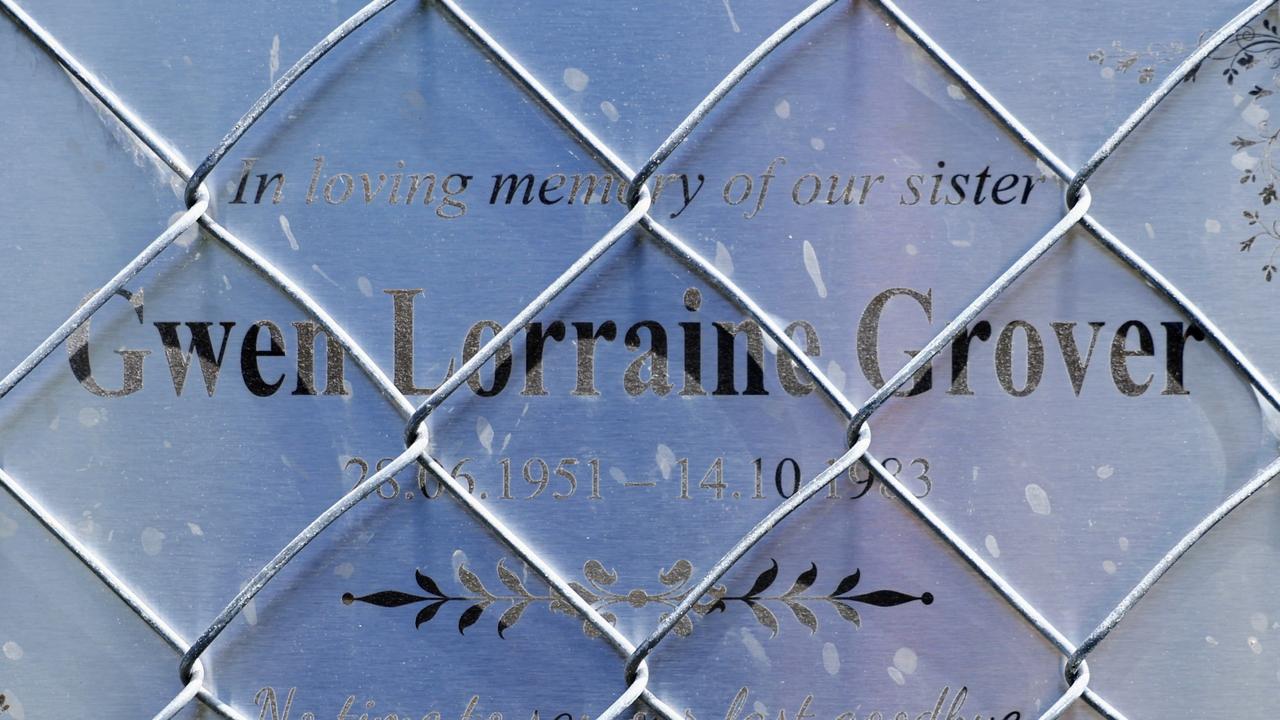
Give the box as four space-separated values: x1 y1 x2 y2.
1 2 1279 719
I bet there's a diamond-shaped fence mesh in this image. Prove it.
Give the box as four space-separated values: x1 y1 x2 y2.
0 1 1276 719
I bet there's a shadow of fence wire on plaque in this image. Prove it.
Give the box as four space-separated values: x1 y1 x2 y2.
0 1 1277 719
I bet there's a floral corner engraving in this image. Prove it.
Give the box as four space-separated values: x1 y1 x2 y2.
343 558 932 639
1091 18 1280 281
1218 19 1280 280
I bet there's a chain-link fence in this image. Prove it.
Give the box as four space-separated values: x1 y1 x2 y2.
1 1 1277 719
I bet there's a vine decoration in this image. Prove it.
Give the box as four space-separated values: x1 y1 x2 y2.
342 558 932 639
1088 36 1205 85
1219 19 1280 280
1090 17 1280 281
1087 18 1280 86
1208 18 1280 85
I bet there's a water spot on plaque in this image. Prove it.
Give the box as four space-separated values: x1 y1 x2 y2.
244 598 258 626
269 34 281 84
1096 464 1115 480
905 243 919 256
476 416 495 454
714 241 734 277
452 549 468 575
357 276 373 298
720 0 740 32
77 511 95 537
1248 637 1263 655
1 642 21 661
186 522 203 537
1206 636 1219 645
0 513 16 539
774 98 791 119
1102 560 1117 575
887 666 906 686
1205 218 1222 234
802 240 827 299
1024 483 1052 515
739 626 771 667
946 84 966 100
822 642 840 676
1252 613 1269 633
77 407 102 428
1237 156 1264 189
279 214 300 250
563 67 589 92
609 466 627 485
311 264 340 289
334 562 355 579
893 647 918 675
600 100 620 122
140 527 165 556
984 534 1000 558
810 137 825 151
1118 536 1129 551
1242 102 1270 127
753 702 768 718
656 444 676 480
826 361 846 394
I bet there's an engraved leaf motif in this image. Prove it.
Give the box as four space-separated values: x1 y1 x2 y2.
457 565 492 599
350 590 426 607
548 590 575 616
693 584 727 615
584 559 619 587
415 600 447 628
659 559 693 587
783 563 818 597
848 590 922 607
497 601 530 638
567 581 599 605
748 601 779 637
415 570 446 597
496 559 532 598
833 601 861 628
744 559 779 598
457 602 488 634
833 570 861 597
582 611 617 639
659 611 696 637
784 600 819 634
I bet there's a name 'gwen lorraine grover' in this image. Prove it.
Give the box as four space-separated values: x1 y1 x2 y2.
69 286 1203 401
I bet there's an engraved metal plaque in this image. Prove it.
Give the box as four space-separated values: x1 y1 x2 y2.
1 2 1279 719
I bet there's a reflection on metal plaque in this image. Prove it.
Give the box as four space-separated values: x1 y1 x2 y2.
2 1 1280 720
